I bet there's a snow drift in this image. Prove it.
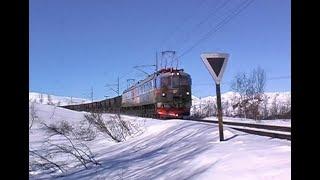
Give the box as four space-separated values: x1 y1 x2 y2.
29 102 290 179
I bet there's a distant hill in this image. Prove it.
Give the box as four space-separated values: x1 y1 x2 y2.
29 92 91 106
191 91 291 119
29 91 291 119
192 91 290 108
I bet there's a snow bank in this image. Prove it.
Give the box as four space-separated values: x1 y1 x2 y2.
30 103 290 180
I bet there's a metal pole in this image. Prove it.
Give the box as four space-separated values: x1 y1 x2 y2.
117 76 120 96
117 76 120 115
156 52 158 72
216 83 224 141
91 87 93 102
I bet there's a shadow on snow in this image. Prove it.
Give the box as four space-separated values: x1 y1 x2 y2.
40 122 225 180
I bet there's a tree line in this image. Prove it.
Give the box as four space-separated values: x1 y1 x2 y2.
191 67 291 120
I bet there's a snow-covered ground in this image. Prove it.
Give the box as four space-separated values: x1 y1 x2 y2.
29 103 291 179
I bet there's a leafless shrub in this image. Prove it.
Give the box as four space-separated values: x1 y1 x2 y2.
47 94 54 105
43 121 73 136
231 67 266 120
267 96 291 119
49 105 57 119
189 110 207 119
29 102 38 129
30 121 100 174
39 93 44 104
46 142 99 169
74 119 97 141
269 96 279 119
84 113 143 142
279 98 291 118
222 101 232 117
29 149 66 174
261 94 269 119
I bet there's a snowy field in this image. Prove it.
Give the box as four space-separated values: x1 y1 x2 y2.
29 103 290 180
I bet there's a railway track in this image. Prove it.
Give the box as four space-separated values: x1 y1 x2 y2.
183 119 291 140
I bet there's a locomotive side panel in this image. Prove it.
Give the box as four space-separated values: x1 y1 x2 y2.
122 76 157 108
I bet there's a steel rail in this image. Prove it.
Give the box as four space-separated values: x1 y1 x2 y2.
182 118 291 140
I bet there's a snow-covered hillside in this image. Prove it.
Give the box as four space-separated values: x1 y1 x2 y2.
191 91 291 118
29 92 91 106
192 91 290 108
29 103 290 179
30 91 290 107
29 91 291 119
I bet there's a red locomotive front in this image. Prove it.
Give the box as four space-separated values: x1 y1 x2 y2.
154 68 192 119
121 68 192 119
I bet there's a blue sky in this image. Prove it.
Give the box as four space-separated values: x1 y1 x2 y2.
29 0 290 99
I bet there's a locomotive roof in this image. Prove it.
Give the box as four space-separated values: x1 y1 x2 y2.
123 73 156 93
158 70 190 78
122 68 189 93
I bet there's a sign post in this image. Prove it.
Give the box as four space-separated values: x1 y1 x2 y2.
200 53 229 141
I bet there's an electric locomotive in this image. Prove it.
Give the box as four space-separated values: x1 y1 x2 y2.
121 68 191 118
62 68 192 119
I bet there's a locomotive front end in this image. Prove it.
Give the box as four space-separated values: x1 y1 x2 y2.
155 69 192 119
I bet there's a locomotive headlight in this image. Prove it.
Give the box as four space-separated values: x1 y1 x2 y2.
162 92 166 97
177 72 180 75
186 91 190 95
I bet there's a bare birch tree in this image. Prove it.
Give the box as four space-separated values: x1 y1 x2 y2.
231 67 266 120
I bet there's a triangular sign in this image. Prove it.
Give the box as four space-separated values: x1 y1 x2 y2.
200 53 229 84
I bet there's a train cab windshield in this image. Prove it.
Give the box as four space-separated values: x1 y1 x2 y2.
161 77 171 88
160 75 191 88
171 76 190 88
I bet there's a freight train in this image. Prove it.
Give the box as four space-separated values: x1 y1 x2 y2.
62 68 192 119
